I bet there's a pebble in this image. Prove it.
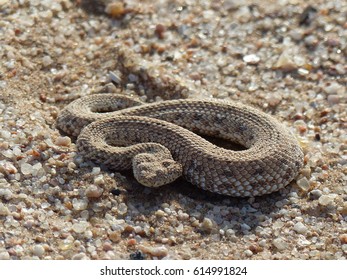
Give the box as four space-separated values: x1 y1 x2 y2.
244 249 253 257
20 162 34 175
0 251 10 260
339 234 347 244
42 55 53 67
32 244 45 257
324 83 342 95
109 231 121 243
85 185 103 198
201 217 214 232
54 136 71 147
0 203 10 216
293 222 308 235
318 194 336 207
308 189 323 200
296 177 310 192
274 52 297 71
327 95 340 105
243 54 260 65
72 253 88 260
117 203 127 215
72 198 88 211
72 221 89 233
273 238 288 251
138 245 168 258
155 209 166 217
0 161 17 175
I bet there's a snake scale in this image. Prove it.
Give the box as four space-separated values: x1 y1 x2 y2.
56 93 304 197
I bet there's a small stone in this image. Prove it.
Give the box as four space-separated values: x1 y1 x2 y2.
327 95 340 105
273 238 287 251
72 221 89 233
20 162 33 175
293 222 308 234
244 249 253 257
94 175 105 186
91 167 100 175
318 194 336 207
201 217 214 232
308 189 322 200
72 198 88 211
72 253 88 260
138 245 168 258
105 1 125 18
85 185 103 198
155 210 166 217
103 242 113 251
304 35 318 47
155 24 166 39
296 177 310 192
0 203 10 216
324 83 342 95
42 55 53 67
109 231 121 243
243 54 260 65
274 52 297 71
54 136 71 147
339 234 347 244
0 251 10 260
298 68 309 76
117 203 127 215
241 223 251 232
32 245 45 257
0 161 17 175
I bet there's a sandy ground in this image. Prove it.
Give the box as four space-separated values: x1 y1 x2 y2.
0 0 346 260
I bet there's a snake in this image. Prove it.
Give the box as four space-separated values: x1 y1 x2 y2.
56 93 304 197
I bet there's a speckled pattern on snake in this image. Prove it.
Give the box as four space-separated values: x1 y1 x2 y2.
56 93 304 197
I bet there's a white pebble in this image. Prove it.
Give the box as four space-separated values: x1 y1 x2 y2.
318 194 336 206
293 222 308 234
0 130 11 139
296 177 310 192
273 238 287 251
42 55 53 67
32 245 45 257
72 253 88 260
138 245 168 258
243 54 260 65
244 249 253 257
0 251 10 260
324 83 342 95
91 167 101 175
72 221 89 233
72 198 88 211
85 185 103 198
0 203 10 216
117 203 127 215
20 162 33 175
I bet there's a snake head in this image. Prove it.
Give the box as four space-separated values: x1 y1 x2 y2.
132 153 182 187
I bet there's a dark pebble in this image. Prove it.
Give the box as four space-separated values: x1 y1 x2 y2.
110 188 121 196
130 250 145 260
299 6 317 26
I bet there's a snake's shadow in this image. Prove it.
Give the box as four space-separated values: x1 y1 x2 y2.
123 172 291 238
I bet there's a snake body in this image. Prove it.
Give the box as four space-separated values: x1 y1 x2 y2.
56 93 304 197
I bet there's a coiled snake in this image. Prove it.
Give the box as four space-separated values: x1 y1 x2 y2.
56 93 303 197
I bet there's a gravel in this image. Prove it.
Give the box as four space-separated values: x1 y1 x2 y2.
0 0 346 260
